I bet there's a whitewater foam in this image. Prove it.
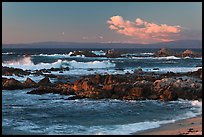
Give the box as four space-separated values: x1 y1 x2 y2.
68 60 115 69
2 52 15 55
143 67 201 73
91 50 106 56
3 56 34 66
2 75 45 82
2 57 116 70
31 52 85 58
132 56 181 60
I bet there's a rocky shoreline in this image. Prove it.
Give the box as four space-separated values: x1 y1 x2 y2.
2 48 202 101
2 66 202 101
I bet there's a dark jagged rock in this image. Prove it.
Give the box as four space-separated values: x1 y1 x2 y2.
105 49 122 58
23 78 37 88
154 48 202 58
153 68 159 70
70 50 99 57
25 69 202 101
153 77 202 100
2 78 24 90
154 48 177 57
27 85 76 95
2 66 30 76
38 77 52 86
27 86 57 95
65 95 85 100
180 49 201 58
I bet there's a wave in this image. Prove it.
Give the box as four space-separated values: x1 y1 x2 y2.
2 57 115 70
191 100 202 107
84 100 202 135
46 68 131 76
132 56 202 60
2 93 202 135
31 52 78 58
91 50 106 56
3 56 34 66
2 52 15 55
2 57 63 70
140 52 154 55
121 53 154 56
132 56 181 60
143 67 202 73
67 60 115 69
2 75 45 83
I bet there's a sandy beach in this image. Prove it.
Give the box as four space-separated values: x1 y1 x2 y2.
133 115 202 135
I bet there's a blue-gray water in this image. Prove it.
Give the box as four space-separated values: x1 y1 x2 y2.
2 48 202 135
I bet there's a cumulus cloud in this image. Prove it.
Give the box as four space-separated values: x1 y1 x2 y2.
107 15 182 43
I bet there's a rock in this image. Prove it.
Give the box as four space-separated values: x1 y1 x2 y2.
72 79 83 91
70 50 100 57
2 66 30 76
134 68 143 74
153 67 159 70
102 84 114 91
159 87 178 101
65 95 85 100
113 83 132 98
105 49 122 58
93 74 103 84
25 67 202 101
187 68 202 78
2 77 8 86
181 49 200 58
35 70 43 75
27 85 75 95
125 87 144 100
104 75 114 85
81 80 93 91
3 78 23 90
27 86 54 95
38 77 52 86
23 78 37 88
153 78 176 93
153 76 202 100
115 68 125 71
133 80 152 87
154 48 177 57
49 67 69 72
196 64 202 67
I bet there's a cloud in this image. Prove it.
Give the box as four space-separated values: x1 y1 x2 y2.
107 15 182 43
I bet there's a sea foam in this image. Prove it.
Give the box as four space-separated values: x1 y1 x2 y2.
2 57 116 70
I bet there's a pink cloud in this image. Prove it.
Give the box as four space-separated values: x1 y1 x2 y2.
107 15 182 43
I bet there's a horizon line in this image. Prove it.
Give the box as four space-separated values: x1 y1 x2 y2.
2 39 202 45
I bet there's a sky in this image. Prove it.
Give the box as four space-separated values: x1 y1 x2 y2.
2 2 202 44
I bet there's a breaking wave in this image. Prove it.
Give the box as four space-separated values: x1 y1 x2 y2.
2 57 116 70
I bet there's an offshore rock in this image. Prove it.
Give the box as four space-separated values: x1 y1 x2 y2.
2 78 24 90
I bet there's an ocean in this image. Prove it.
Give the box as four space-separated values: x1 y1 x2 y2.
2 48 202 135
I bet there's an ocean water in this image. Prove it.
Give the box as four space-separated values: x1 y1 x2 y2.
2 48 202 135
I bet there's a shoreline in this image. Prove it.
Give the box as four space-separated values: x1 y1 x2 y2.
133 115 202 135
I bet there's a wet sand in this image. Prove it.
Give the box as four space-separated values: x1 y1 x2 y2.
133 115 202 135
